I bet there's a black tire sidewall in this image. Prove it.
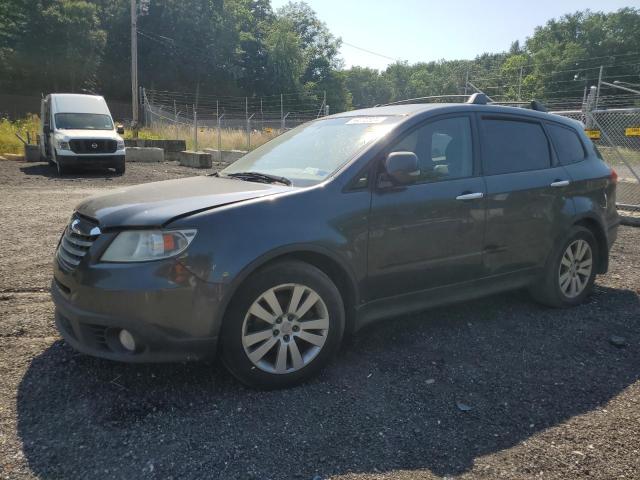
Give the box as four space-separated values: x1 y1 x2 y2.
549 227 598 307
221 261 345 389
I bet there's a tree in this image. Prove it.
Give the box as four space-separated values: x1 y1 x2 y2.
276 2 342 86
265 17 305 92
344 67 392 108
5 0 106 94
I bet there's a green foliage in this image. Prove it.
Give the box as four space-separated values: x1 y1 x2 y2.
0 3 639 112
0 115 39 154
344 8 640 107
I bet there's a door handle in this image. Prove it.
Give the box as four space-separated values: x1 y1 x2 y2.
550 180 570 188
456 192 484 201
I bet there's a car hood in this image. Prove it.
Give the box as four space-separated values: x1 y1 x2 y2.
76 175 293 228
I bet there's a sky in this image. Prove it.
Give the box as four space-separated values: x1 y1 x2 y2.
270 0 640 70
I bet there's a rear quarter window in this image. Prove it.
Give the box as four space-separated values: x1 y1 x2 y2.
547 123 586 165
481 118 551 175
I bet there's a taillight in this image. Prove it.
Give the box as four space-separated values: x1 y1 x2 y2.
610 168 618 184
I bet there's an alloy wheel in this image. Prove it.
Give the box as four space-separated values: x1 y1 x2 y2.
241 283 330 374
558 239 593 298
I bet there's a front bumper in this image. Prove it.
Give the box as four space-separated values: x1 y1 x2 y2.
57 153 125 168
51 253 221 363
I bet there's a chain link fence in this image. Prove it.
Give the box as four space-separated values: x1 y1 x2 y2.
551 107 640 210
141 88 328 152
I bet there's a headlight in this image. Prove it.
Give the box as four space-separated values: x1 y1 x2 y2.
101 229 197 262
116 139 125 150
57 140 70 150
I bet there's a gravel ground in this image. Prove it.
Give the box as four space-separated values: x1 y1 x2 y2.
0 159 639 480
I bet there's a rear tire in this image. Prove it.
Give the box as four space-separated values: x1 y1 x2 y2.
530 226 598 308
221 260 345 389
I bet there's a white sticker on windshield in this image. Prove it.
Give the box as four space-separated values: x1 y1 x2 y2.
346 117 387 124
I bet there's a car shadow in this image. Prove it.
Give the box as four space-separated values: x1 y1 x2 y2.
19 163 121 179
16 285 640 479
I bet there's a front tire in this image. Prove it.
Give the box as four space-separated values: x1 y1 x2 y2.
530 226 598 308
221 261 345 389
56 158 67 175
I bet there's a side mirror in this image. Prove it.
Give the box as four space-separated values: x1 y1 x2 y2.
43 125 51 135
384 151 420 185
116 125 125 135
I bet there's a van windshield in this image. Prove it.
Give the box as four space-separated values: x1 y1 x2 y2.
55 113 114 130
220 116 400 187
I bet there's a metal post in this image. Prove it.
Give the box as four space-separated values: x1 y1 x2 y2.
173 100 178 140
217 113 225 162
193 106 198 153
247 113 255 150
596 65 603 110
130 0 138 138
464 68 469 96
517 66 523 101
280 94 284 130
260 98 263 130
325 105 329 116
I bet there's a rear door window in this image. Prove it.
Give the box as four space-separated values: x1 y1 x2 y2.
481 118 551 175
547 123 586 165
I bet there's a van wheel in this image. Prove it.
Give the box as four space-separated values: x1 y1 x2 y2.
221 261 345 389
56 160 67 176
530 226 598 308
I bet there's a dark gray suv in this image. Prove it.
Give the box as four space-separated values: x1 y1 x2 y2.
51 98 619 388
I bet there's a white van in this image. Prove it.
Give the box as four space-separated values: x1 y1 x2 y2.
40 94 126 175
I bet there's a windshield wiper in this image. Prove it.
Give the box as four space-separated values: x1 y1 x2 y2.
224 171 292 186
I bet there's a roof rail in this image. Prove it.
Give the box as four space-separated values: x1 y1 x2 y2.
374 94 549 112
375 95 469 107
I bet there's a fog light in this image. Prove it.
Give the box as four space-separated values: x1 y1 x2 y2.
119 329 136 352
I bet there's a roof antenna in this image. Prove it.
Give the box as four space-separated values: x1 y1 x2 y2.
467 93 489 105
530 100 548 112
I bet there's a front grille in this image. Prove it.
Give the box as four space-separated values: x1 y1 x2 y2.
69 139 117 154
56 215 100 271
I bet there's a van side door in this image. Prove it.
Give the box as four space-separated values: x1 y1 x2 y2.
366 114 486 301
479 114 573 276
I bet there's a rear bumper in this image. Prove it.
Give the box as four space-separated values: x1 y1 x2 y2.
57 153 125 168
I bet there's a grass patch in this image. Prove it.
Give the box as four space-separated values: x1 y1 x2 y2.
1 116 280 157
0 115 40 155
129 124 279 151
598 145 640 166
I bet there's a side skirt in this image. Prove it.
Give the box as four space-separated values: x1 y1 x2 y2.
354 268 539 332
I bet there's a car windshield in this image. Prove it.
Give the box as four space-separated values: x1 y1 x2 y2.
55 113 114 130
220 116 401 186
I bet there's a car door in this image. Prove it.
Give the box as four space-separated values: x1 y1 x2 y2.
479 114 572 276
366 114 486 301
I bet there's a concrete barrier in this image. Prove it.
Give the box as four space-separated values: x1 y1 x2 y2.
202 148 247 168
124 139 186 161
24 144 41 162
125 147 164 163
178 150 212 169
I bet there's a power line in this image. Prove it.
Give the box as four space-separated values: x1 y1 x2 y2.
341 41 401 63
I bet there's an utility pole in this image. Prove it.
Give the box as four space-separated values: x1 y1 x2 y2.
130 0 138 137
130 0 149 138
